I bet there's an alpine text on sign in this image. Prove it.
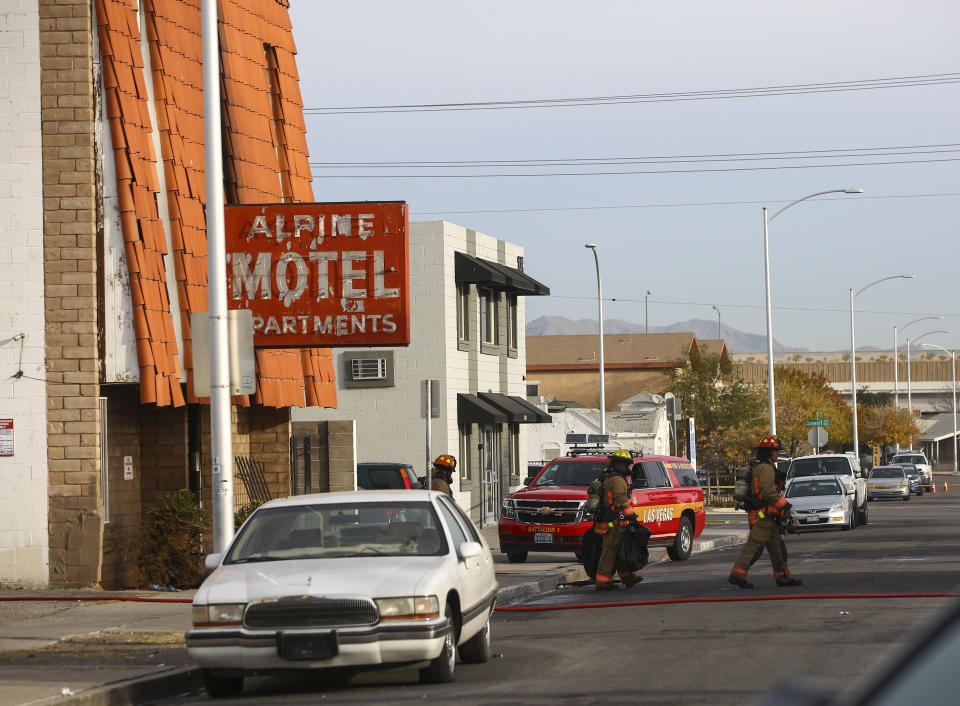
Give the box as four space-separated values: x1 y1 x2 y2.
224 202 410 347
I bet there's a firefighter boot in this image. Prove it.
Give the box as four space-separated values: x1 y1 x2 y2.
728 574 754 589
595 582 618 592
776 577 803 587
622 573 643 589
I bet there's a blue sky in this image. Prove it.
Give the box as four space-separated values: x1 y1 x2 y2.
288 0 959 353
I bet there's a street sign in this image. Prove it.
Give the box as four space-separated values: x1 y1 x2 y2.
807 427 828 449
805 419 831 427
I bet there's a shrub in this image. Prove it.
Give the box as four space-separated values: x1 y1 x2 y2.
235 500 263 529
130 490 211 589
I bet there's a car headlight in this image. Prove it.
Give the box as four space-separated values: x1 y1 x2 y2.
501 499 516 519
192 603 245 627
376 595 439 621
830 503 844 513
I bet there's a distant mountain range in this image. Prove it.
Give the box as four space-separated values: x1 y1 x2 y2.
526 316 804 354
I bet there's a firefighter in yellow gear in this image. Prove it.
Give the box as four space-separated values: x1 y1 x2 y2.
729 436 803 589
431 455 456 496
594 450 643 591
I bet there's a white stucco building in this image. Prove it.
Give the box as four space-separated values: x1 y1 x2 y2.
0 0 48 587
292 221 551 526
526 392 671 472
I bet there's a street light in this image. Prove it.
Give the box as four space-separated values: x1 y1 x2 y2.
894 316 943 409
917 342 958 475
585 244 606 434
763 187 863 435
712 305 721 340
645 290 652 334
907 329 952 421
850 274 916 459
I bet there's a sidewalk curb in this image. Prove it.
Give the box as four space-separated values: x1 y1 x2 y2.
48 665 202 706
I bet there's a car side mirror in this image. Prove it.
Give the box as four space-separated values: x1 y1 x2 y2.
523 477 533 487
204 553 223 571
458 541 482 560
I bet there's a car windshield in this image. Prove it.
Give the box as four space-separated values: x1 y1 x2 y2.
533 460 607 487
870 467 905 479
787 458 852 478
896 464 918 474
224 501 448 563
786 480 841 498
893 454 925 465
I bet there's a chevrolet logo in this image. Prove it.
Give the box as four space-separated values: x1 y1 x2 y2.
537 507 555 515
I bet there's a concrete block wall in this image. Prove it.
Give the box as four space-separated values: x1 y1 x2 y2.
0 0 49 587
39 0 102 586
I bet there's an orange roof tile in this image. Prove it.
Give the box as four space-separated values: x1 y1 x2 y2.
98 0 334 409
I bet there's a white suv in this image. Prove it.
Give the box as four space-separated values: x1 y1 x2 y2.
890 451 932 485
786 454 868 526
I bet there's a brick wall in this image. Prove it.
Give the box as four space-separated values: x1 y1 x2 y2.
101 386 140 589
139 402 188 507
248 407 291 499
0 0 49 587
40 0 102 587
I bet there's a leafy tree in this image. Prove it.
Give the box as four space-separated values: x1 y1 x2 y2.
669 353 765 436
857 388 893 407
771 368 852 456
858 404 918 450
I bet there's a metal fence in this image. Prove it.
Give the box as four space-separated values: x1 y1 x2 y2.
234 456 273 506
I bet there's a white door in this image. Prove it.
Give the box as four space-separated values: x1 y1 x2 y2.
481 424 501 525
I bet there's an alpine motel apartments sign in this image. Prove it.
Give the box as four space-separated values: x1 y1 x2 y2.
225 202 409 347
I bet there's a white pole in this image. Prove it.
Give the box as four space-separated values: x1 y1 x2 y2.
893 326 900 452
645 290 651 334
953 351 957 475
763 208 776 435
907 338 912 425
586 244 606 433
425 379 432 488
850 288 859 459
203 0 233 553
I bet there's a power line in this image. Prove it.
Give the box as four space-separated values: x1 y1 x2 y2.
303 72 960 115
309 156 960 178
411 192 960 216
547 294 960 319
311 143 960 168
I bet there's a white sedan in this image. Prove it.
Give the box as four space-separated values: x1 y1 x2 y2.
187 490 498 697
784 476 856 532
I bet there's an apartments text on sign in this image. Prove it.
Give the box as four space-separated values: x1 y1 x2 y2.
224 202 410 347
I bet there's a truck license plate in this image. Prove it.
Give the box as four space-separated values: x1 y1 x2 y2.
534 533 553 544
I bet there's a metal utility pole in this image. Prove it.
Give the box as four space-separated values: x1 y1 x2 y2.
645 290 652 334
585 244 606 433
203 0 233 553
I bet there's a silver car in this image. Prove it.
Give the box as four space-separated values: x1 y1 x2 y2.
867 465 911 501
785 476 855 532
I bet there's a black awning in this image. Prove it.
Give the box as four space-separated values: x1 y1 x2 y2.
458 393 509 425
454 252 550 296
478 392 552 424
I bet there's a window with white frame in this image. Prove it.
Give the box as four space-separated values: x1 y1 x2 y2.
507 294 518 349
458 423 472 482
480 288 499 344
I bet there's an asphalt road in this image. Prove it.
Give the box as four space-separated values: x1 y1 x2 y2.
169 493 960 705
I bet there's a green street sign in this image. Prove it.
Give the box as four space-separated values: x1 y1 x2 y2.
805 419 830 427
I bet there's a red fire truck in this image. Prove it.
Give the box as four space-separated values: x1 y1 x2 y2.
498 450 705 563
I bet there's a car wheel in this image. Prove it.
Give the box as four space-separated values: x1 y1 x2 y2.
842 510 853 531
202 670 244 698
666 517 693 561
506 551 528 563
420 607 457 684
459 615 492 664
857 502 869 526
574 551 584 561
